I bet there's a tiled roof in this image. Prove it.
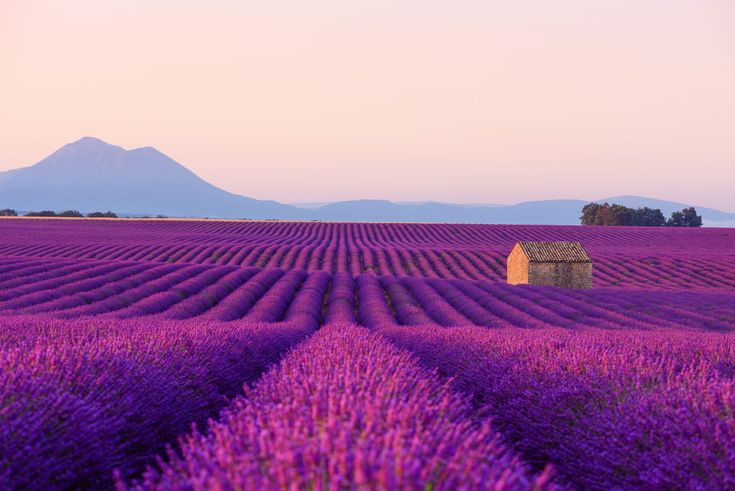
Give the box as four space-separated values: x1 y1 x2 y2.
517 241 592 263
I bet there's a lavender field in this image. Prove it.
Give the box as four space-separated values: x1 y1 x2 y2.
1 218 734 490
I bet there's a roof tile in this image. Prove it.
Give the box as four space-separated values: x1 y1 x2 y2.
517 241 591 263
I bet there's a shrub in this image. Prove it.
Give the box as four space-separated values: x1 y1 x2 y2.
86 211 118 218
58 210 84 217
24 210 57 217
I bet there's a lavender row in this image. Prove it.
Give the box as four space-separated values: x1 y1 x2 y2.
161 267 259 319
0 259 90 288
127 325 551 490
1 258 733 331
3 245 735 289
113 266 236 318
0 314 314 490
282 270 331 327
2 218 732 255
242 270 308 323
380 324 735 489
0 263 152 311
199 268 285 321
2 220 735 289
0 261 130 303
17 263 182 315
57 264 208 317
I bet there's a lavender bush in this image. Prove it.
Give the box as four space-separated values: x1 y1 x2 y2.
128 325 551 490
380 324 735 489
0 219 733 489
0 315 312 489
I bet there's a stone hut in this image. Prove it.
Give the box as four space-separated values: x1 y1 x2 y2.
507 241 592 289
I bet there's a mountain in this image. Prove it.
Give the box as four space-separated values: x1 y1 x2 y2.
0 137 305 219
309 199 589 225
1 137 733 226
0 168 23 183
307 198 735 226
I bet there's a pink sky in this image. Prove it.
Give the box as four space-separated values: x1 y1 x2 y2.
1 0 734 209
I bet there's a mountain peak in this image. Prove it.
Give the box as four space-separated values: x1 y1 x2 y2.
66 138 165 158
70 136 117 147
76 136 107 144
128 145 161 156
60 136 124 156
0 137 300 218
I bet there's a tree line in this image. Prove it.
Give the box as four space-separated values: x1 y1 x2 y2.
0 209 118 218
580 203 702 227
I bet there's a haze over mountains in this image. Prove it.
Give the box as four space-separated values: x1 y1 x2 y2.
1 137 733 226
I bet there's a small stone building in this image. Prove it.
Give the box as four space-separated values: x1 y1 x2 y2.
507 241 592 289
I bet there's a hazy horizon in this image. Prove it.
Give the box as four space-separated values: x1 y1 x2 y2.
2 1 734 209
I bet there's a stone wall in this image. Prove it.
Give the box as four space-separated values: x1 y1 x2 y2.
529 262 592 289
506 245 529 285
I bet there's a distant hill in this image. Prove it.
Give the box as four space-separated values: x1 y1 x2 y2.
308 199 590 225
1 137 733 226
0 168 23 183
301 198 735 226
0 137 305 219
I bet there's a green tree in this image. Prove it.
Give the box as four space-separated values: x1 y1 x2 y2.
607 204 633 226
580 203 601 225
59 210 83 217
668 211 684 227
24 210 57 217
581 203 668 227
594 203 611 225
0 209 17 216
682 207 703 227
668 207 702 227
86 211 118 218
632 207 666 227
